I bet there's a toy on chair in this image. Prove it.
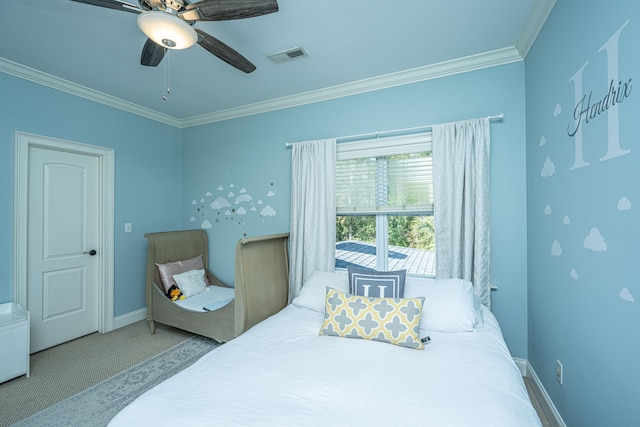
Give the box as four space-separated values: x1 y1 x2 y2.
166 285 185 301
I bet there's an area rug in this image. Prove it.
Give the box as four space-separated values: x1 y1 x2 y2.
13 335 220 427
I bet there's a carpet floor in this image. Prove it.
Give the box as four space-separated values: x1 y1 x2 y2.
525 377 552 427
12 335 220 426
0 320 196 426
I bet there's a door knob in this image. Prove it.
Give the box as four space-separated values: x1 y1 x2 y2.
83 249 97 256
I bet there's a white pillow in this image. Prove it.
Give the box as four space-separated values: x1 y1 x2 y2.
292 271 348 313
403 277 480 332
173 269 207 298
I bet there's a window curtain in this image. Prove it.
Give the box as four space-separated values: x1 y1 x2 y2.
289 138 337 302
432 118 491 308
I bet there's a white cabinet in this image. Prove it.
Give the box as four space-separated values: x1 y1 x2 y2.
0 302 30 383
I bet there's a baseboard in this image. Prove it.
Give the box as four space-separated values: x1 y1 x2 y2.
525 361 567 427
513 357 528 376
113 308 147 330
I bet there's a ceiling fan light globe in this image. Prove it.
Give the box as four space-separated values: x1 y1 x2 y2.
137 11 197 50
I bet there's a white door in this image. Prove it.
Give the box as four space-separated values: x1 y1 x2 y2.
27 147 100 353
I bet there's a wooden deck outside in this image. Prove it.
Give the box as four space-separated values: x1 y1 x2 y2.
335 240 435 276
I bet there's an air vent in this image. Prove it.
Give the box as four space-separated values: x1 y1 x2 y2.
267 47 309 64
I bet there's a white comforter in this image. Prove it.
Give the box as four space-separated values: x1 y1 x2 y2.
109 303 540 427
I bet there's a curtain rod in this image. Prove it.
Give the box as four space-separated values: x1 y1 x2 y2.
285 113 504 147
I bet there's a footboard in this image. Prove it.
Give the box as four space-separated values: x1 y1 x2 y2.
148 279 236 342
234 233 289 336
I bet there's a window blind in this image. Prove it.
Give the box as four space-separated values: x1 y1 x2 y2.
336 133 433 215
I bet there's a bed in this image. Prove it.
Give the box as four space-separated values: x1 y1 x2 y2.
111 270 542 426
144 230 289 343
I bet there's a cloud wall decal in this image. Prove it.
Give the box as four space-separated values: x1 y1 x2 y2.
583 227 607 252
541 157 556 177
619 287 635 302
236 194 253 203
210 197 232 210
618 196 631 211
261 205 276 216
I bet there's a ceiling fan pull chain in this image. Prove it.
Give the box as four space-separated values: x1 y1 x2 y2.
163 48 171 101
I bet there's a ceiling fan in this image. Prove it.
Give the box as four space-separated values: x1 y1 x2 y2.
70 0 279 73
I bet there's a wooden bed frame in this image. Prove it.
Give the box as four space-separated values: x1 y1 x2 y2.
144 230 289 342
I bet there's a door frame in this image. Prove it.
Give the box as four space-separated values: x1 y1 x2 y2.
13 131 115 334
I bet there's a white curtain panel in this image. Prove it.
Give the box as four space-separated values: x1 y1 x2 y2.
432 118 492 308
289 138 337 302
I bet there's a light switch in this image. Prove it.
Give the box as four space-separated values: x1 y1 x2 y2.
125 223 132 233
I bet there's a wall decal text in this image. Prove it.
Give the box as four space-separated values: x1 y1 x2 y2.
567 20 632 170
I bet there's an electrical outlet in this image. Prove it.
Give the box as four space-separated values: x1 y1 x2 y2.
556 360 563 385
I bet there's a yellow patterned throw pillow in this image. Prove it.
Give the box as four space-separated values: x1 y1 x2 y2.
319 288 425 350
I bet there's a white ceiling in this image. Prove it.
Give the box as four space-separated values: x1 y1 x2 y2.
0 0 555 127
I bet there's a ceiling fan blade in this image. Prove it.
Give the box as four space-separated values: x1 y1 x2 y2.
140 38 165 66
196 29 256 73
69 0 141 13
180 0 278 22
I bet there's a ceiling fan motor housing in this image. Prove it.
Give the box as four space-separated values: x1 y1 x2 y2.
164 0 187 13
138 0 187 13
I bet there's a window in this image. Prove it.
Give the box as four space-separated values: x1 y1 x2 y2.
335 133 435 276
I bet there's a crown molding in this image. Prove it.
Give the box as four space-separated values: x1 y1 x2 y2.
1 46 523 129
0 57 180 127
1 1 556 129
515 0 556 58
180 47 523 127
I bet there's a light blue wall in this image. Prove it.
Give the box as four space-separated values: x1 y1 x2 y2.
0 73 183 316
1 54 530 358
182 62 530 358
526 1 640 425
5 4 637 419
